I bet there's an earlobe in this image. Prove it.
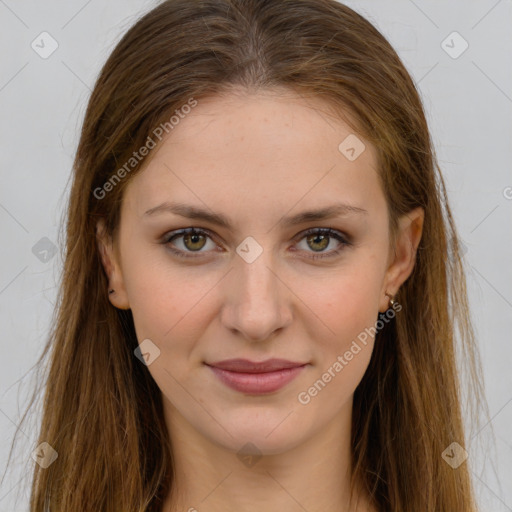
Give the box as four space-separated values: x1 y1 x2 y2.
95 219 131 310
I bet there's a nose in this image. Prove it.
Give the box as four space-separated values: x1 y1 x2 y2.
220 247 293 342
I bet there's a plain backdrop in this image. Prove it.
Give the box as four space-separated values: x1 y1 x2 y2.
0 1 511 510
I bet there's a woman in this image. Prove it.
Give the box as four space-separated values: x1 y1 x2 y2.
24 0 485 510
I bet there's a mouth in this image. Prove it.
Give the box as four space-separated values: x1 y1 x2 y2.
205 358 309 394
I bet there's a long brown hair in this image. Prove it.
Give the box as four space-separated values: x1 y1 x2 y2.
12 0 486 510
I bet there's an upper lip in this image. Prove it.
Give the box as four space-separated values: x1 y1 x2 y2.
206 358 307 373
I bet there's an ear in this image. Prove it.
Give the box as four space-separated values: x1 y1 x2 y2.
96 219 131 310
379 206 424 312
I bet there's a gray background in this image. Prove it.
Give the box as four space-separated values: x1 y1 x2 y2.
0 1 511 510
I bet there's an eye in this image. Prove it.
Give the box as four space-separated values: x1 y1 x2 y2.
161 228 219 258
292 227 351 260
161 227 351 260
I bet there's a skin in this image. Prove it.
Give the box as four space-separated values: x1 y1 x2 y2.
97 87 424 512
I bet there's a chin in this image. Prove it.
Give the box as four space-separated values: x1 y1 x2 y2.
210 411 310 455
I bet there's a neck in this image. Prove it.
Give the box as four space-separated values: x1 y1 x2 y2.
159 396 376 512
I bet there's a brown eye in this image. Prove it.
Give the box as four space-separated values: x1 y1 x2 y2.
305 232 330 252
162 228 217 258
182 232 207 251
294 228 351 260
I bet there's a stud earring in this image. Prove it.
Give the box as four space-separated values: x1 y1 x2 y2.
108 289 115 295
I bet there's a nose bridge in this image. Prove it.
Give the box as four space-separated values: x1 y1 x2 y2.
224 236 290 341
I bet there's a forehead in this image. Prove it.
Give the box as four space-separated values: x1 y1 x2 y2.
122 89 384 227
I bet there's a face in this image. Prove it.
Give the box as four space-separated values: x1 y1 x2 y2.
97 88 423 456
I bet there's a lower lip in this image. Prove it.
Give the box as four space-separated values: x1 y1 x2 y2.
207 365 307 394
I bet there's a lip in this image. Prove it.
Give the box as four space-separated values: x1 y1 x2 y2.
205 358 308 394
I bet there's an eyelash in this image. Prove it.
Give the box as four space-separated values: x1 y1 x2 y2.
160 227 351 260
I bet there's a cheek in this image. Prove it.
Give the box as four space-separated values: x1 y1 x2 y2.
294 258 384 402
297 277 380 409
122 257 172 339
302 261 383 347
123 249 221 351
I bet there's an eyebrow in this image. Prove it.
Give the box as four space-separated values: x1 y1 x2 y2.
143 201 368 228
